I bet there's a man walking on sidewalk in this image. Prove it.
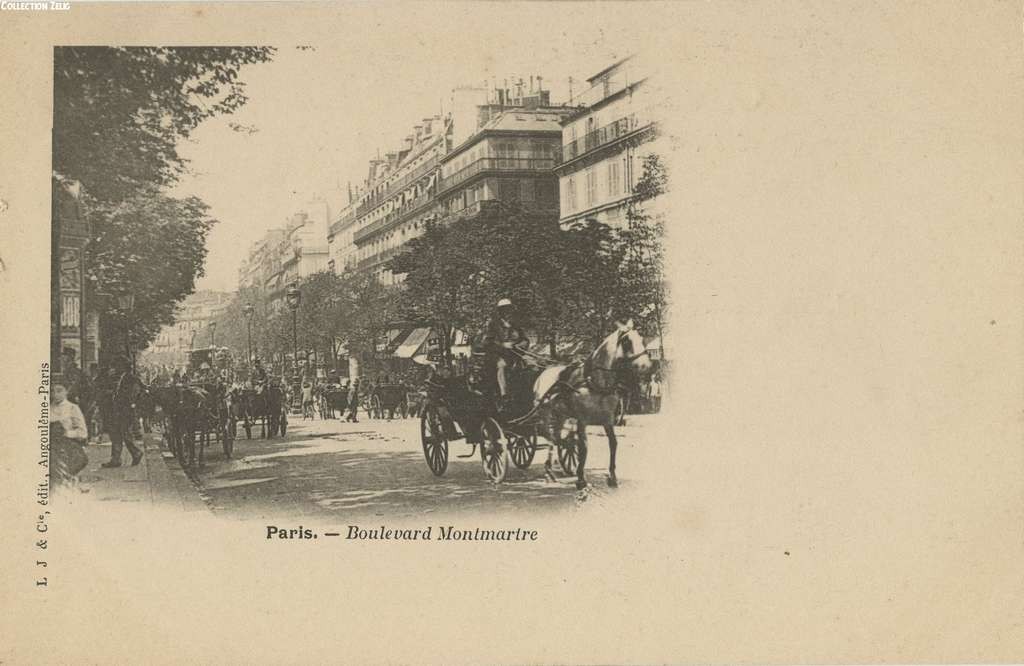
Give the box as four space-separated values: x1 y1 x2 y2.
344 378 360 423
102 357 143 468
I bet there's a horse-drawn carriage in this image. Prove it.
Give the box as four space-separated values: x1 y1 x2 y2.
366 383 410 419
418 322 653 488
150 382 235 467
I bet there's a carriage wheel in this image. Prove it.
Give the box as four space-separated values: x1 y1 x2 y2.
508 433 537 470
556 421 579 476
480 417 509 484
370 394 382 419
420 406 449 476
222 419 235 459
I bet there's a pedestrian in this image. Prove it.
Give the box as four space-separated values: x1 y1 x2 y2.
301 379 314 420
102 356 144 468
49 382 90 487
345 378 360 423
648 374 662 413
86 363 102 443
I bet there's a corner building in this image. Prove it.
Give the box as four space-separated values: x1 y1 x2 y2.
555 56 662 229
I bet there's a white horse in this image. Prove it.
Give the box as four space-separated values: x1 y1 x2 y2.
532 320 653 489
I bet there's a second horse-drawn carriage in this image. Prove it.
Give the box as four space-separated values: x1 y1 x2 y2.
367 383 410 420
149 347 235 467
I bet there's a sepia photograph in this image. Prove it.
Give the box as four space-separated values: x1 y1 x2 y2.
3 2 1023 664
49 43 672 519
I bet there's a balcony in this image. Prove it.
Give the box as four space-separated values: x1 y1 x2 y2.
352 191 435 245
355 155 439 219
356 245 404 271
557 112 653 165
437 157 555 194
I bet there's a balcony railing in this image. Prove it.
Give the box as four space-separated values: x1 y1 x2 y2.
437 157 555 194
355 155 439 218
352 191 435 245
558 112 651 165
356 245 403 270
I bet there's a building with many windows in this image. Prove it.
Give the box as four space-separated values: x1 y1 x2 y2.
348 79 570 285
327 200 358 275
350 113 450 284
435 102 567 227
143 290 233 368
555 55 661 229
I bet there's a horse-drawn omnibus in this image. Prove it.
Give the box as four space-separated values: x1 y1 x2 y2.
187 346 233 378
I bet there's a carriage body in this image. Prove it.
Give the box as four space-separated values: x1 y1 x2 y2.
417 367 563 483
368 383 409 419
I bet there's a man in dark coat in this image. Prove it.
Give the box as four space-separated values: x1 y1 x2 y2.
481 298 529 407
101 357 143 468
345 378 360 423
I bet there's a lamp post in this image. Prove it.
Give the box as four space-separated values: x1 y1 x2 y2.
117 292 135 373
285 284 301 378
243 302 255 365
209 320 217 348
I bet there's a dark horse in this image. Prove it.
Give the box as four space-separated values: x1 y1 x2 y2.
148 384 234 466
536 320 653 489
243 383 286 439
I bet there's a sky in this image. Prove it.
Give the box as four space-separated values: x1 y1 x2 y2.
172 3 656 293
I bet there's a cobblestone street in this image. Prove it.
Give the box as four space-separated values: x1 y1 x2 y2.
166 413 663 520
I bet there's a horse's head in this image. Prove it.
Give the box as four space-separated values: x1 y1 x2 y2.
592 319 653 377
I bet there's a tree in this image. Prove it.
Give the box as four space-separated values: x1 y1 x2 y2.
87 186 216 355
388 201 625 361
388 217 483 366
54 47 276 205
619 153 668 344
54 47 274 361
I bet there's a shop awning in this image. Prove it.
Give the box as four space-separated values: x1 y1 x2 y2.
394 327 432 358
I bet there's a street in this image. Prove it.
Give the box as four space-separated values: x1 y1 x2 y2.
172 412 663 520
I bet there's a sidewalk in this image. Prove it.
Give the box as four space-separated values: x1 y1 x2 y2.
76 431 208 513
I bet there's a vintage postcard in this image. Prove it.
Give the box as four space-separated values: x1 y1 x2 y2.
1 2 1022 664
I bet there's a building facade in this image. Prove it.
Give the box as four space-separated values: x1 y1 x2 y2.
347 79 569 285
143 290 233 368
435 103 567 227
555 56 661 229
327 201 358 274
350 113 448 284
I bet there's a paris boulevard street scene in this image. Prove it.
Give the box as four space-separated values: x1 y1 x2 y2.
49 44 670 517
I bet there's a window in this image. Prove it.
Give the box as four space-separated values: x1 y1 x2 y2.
585 167 598 206
608 160 621 196
520 180 534 201
567 176 577 211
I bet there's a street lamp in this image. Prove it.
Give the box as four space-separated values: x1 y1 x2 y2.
209 320 217 348
243 302 255 365
285 284 301 377
117 292 135 372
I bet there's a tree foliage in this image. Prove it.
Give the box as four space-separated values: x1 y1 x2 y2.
88 187 215 356
619 153 669 338
54 46 276 204
53 46 274 356
388 202 626 360
210 270 399 377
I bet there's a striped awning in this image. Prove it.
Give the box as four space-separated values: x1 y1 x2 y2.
394 327 432 358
